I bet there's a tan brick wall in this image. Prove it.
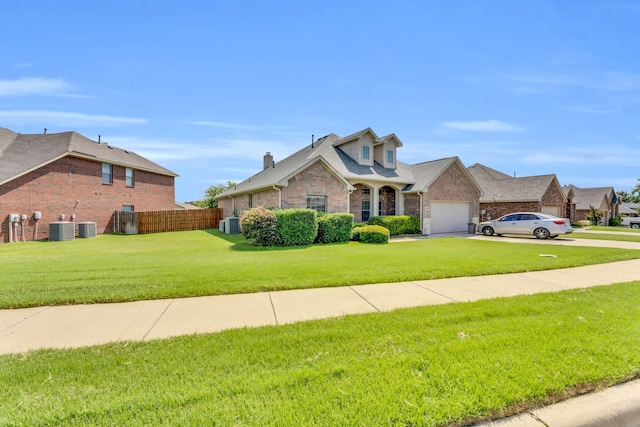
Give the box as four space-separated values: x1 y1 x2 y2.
480 202 541 221
425 162 480 219
282 162 348 212
1 156 175 242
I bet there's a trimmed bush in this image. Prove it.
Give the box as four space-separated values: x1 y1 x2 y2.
352 225 389 244
240 206 278 246
274 208 318 246
368 215 420 236
316 213 354 244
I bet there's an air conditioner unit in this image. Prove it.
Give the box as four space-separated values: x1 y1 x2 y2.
78 222 97 238
49 222 75 241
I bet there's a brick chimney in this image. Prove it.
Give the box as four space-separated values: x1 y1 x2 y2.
263 152 273 170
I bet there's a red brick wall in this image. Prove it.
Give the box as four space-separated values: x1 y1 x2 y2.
349 184 371 223
0 156 175 243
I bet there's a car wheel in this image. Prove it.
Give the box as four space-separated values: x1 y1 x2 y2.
534 227 550 239
632 224 640 229
482 226 494 236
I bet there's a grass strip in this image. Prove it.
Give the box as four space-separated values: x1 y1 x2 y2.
1 230 639 308
1 282 639 426
570 232 640 242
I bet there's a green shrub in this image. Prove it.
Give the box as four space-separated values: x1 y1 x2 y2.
316 213 354 244
353 222 367 229
240 206 278 246
353 225 389 244
274 208 318 246
367 215 420 235
610 215 622 227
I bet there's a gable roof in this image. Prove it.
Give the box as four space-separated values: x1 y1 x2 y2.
468 163 563 203
218 129 479 198
563 185 615 210
0 127 178 185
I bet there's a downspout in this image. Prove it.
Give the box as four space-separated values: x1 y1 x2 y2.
417 191 424 235
273 185 282 208
230 196 235 216
347 189 353 214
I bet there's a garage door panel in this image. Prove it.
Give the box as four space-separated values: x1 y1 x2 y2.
431 202 471 233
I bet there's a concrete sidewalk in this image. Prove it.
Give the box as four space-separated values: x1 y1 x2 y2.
2 258 640 355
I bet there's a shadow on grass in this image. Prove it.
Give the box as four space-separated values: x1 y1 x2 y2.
201 228 335 252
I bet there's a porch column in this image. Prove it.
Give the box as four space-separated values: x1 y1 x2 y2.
372 184 380 217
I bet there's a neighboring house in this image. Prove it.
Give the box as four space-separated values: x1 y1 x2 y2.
0 127 178 243
216 128 482 235
562 185 620 225
620 202 639 217
175 202 202 210
467 163 566 221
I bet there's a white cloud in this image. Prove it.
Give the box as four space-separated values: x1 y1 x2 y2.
0 110 146 126
442 120 522 132
107 135 294 163
0 77 74 96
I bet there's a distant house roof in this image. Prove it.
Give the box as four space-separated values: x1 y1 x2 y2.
620 203 639 215
562 185 616 210
0 127 178 185
468 163 563 203
217 129 479 198
175 202 202 210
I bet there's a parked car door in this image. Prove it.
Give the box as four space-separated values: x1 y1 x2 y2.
516 213 543 233
494 214 520 234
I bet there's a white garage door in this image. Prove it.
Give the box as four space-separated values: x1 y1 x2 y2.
541 206 561 217
431 202 472 233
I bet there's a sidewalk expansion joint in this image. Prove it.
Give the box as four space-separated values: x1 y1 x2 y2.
268 293 279 325
142 299 175 340
411 282 459 303
349 287 381 312
0 306 53 334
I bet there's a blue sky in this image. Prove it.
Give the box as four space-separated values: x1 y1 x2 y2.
2 1 639 202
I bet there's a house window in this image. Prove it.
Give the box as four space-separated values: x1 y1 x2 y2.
362 200 370 222
102 163 112 184
386 150 393 164
307 195 326 212
125 168 135 187
361 188 370 195
122 205 134 212
248 194 253 208
362 146 370 160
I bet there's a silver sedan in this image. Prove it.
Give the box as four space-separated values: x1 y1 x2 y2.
477 212 573 239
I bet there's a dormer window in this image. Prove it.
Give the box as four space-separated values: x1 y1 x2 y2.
362 146 370 160
386 150 393 164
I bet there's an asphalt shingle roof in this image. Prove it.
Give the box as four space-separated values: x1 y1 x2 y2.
468 163 560 202
0 127 177 185
218 130 469 198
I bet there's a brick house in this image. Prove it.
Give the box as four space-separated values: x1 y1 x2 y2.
467 163 567 222
562 185 620 225
0 127 178 243
216 128 482 235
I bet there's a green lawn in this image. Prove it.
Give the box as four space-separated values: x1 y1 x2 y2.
1 230 640 308
587 225 640 233
570 231 640 242
1 282 639 426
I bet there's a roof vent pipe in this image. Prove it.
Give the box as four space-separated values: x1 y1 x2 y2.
311 134 315 148
44 128 47 134
98 135 101 143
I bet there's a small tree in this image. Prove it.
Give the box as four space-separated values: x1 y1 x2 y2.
197 181 236 208
585 205 604 226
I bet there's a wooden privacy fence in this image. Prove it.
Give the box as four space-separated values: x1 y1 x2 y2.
114 208 223 234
